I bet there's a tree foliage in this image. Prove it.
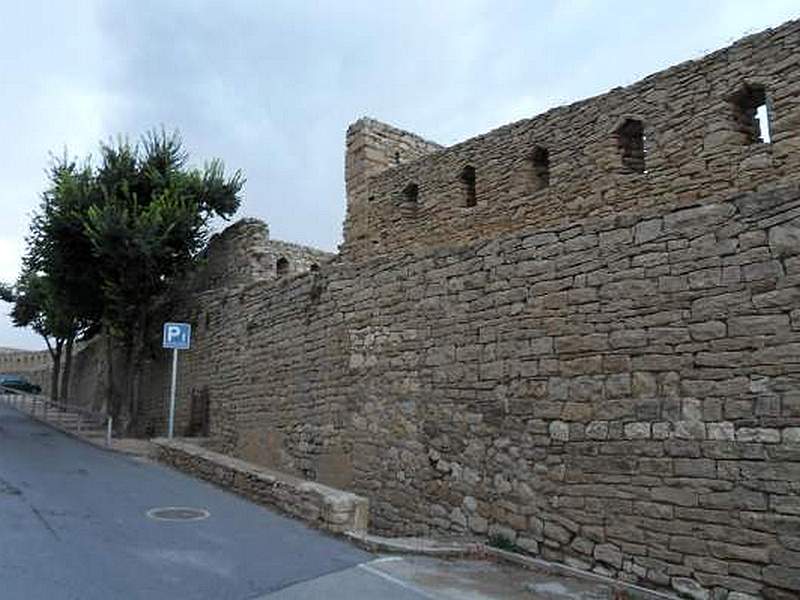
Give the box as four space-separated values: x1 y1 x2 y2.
5 129 243 422
84 131 243 342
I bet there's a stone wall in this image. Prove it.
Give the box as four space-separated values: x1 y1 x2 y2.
193 218 333 289
190 185 800 599
155 437 369 534
6 21 800 599
0 349 53 396
32 221 333 437
343 117 443 253
0 349 51 375
342 19 800 262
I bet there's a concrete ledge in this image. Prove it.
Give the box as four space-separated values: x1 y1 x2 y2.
153 438 369 534
344 531 480 558
344 531 679 600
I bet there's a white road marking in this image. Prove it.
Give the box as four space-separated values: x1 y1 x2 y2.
367 556 404 564
358 561 443 600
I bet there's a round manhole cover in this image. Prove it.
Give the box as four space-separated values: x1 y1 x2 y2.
146 507 210 522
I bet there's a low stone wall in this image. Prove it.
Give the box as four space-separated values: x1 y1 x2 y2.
153 438 369 534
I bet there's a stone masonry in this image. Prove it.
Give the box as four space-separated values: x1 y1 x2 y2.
341 21 800 264
186 184 800 600
6 19 800 600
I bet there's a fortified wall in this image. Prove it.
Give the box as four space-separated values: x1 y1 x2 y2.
3 222 331 429
9 20 800 600
341 21 800 262
0 349 52 393
0 349 51 374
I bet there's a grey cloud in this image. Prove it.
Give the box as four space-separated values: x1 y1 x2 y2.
1 0 797 348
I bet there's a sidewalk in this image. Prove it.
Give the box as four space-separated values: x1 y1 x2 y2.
0 392 154 458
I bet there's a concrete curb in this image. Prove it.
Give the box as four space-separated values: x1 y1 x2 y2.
344 530 680 600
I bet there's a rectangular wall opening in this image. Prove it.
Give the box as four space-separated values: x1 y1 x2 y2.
460 165 477 207
528 146 550 192
733 84 771 144
616 119 646 174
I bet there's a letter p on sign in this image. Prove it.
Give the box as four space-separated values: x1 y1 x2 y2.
163 322 191 350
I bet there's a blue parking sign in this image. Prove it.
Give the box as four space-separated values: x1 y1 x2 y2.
163 322 191 350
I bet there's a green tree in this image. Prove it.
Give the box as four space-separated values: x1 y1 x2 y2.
0 272 76 401
81 130 243 427
7 129 242 428
25 156 104 401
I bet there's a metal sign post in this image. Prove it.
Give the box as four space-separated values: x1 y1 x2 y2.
162 322 192 439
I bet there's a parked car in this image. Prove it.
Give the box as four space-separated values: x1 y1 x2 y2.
0 374 42 395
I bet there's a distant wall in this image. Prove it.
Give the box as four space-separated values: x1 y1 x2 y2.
343 20 800 261
192 218 332 289
0 350 52 395
0 349 51 374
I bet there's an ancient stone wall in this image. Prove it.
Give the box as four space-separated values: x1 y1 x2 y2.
192 218 332 289
343 117 443 253
0 349 53 395
5 21 800 599
31 221 333 436
0 349 51 375
199 185 800 599
342 20 800 262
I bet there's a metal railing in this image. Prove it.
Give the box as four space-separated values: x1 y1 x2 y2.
0 387 113 447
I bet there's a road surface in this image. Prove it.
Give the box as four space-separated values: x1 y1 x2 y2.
0 403 604 600
0 404 432 600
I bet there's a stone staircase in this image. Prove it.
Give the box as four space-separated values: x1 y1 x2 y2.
0 392 111 445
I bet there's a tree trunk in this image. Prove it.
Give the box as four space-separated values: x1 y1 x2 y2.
104 331 115 417
126 309 148 434
123 341 136 433
49 339 63 402
60 333 75 404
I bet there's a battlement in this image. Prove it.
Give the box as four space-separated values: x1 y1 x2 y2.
341 19 800 259
0 348 52 374
192 218 334 290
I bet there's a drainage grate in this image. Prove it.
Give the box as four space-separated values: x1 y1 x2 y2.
146 507 210 522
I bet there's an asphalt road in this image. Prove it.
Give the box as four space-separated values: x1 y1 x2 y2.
0 404 434 600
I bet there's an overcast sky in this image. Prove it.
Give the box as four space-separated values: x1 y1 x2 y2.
1 1 798 350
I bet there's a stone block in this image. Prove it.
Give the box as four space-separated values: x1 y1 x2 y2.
689 321 727 341
708 541 769 563
674 459 716 478
707 422 735 441
624 422 652 439
549 421 570 442
701 490 768 511
763 565 800 591
674 420 707 440
736 428 781 443
594 543 623 568
652 486 698 507
729 314 790 337
634 219 663 244
784 428 800 443
671 576 710 600
585 421 609 440
769 223 800 257
543 521 572 545
469 515 488 534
